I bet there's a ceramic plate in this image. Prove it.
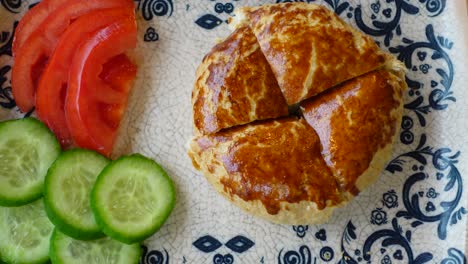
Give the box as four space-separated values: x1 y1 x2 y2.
1 0 467 263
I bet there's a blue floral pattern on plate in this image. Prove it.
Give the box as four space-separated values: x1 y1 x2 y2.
0 0 466 262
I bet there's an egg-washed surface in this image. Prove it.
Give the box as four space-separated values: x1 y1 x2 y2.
190 2 407 223
189 67 406 221
193 26 288 135
301 70 405 195
232 3 389 105
190 117 343 215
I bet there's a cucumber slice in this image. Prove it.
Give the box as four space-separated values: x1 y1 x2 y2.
44 149 110 240
50 229 141 264
91 154 176 244
0 199 54 264
0 118 60 206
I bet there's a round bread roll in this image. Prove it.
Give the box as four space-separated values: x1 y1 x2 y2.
188 2 407 224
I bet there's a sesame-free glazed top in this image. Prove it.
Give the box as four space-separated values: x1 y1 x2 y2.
189 3 407 223
301 70 404 194
233 3 388 104
190 118 343 215
192 26 288 135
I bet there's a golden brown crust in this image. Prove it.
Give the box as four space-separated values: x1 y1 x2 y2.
301 69 406 194
189 3 408 224
232 3 388 104
188 68 406 223
193 26 288 135
189 133 340 225
188 118 343 215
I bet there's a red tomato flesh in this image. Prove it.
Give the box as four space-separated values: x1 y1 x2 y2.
98 54 137 132
66 20 137 156
36 8 135 147
11 0 134 112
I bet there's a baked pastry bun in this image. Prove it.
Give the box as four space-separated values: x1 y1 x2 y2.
189 117 345 224
193 26 288 135
188 2 407 224
230 3 392 105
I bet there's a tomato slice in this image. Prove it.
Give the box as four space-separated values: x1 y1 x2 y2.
12 0 67 56
66 20 137 156
11 0 134 112
36 8 135 147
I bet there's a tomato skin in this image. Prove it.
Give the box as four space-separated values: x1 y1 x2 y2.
66 20 137 156
11 0 134 112
36 8 135 147
12 0 66 57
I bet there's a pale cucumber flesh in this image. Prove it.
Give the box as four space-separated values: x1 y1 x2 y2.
0 199 54 264
50 230 141 264
91 154 176 244
44 149 109 239
0 118 60 206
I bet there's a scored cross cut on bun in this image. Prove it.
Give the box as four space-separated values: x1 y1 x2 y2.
189 117 345 224
230 2 392 105
188 2 407 224
301 68 406 197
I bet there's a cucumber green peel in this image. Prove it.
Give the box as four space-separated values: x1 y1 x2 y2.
0 117 176 262
0 118 60 206
91 154 176 244
44 149 110 240
50 229 141 264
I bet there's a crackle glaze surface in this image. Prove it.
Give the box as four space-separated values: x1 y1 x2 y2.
1 0 467 263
